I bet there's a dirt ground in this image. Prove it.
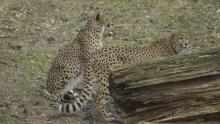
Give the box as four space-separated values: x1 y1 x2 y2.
0 0 219 124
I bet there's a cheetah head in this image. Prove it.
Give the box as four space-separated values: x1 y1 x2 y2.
87 12 113 35
95 12 113 28
170 32 190 54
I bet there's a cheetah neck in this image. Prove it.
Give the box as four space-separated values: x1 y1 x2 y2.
169 40 178 54
101 26 105 36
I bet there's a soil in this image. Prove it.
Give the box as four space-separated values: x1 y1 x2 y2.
0 0 219 124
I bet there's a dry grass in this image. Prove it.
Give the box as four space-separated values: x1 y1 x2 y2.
0 0 219 123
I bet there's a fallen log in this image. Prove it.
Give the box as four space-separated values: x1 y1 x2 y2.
109 47 220 124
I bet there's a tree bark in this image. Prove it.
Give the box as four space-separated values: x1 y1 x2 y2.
109 47 220 124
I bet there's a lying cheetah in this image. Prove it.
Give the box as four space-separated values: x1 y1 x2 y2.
59 32 190 121
40 12 112 102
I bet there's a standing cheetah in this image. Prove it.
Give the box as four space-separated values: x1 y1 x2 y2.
59 32 190 121
40 12 112 102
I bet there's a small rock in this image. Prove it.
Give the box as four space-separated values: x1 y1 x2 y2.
31 100 40 105
46 37 55 44
9 45 22 51
10 114 20 119
22 108 27 114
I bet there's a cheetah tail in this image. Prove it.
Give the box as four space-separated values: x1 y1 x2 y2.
37 85 60 103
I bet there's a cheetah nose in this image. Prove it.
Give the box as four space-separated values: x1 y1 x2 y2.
107 23 111 27
183 43 188 48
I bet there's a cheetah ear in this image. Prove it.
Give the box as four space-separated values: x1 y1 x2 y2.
170 33 176 40
96 12 101 21
170 31 182 40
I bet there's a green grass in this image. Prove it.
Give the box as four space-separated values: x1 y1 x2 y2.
0 0 220 123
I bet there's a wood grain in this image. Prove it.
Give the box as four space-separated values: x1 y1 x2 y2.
109 47 220 123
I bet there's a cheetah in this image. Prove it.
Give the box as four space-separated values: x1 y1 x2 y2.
40 12 113 102
59 32 190 121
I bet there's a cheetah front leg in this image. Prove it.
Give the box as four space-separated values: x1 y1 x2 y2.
95 69 121 122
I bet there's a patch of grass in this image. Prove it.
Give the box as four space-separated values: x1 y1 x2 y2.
2 52 52 68
159 12 173 23
176 16 192 29
1 52 53 82
0 0 220 123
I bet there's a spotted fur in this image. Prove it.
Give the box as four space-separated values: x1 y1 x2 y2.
40 12 112 102
59 32 190 121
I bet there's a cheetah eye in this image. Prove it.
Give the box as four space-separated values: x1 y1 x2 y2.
106 21 113 27
110 23 114 27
